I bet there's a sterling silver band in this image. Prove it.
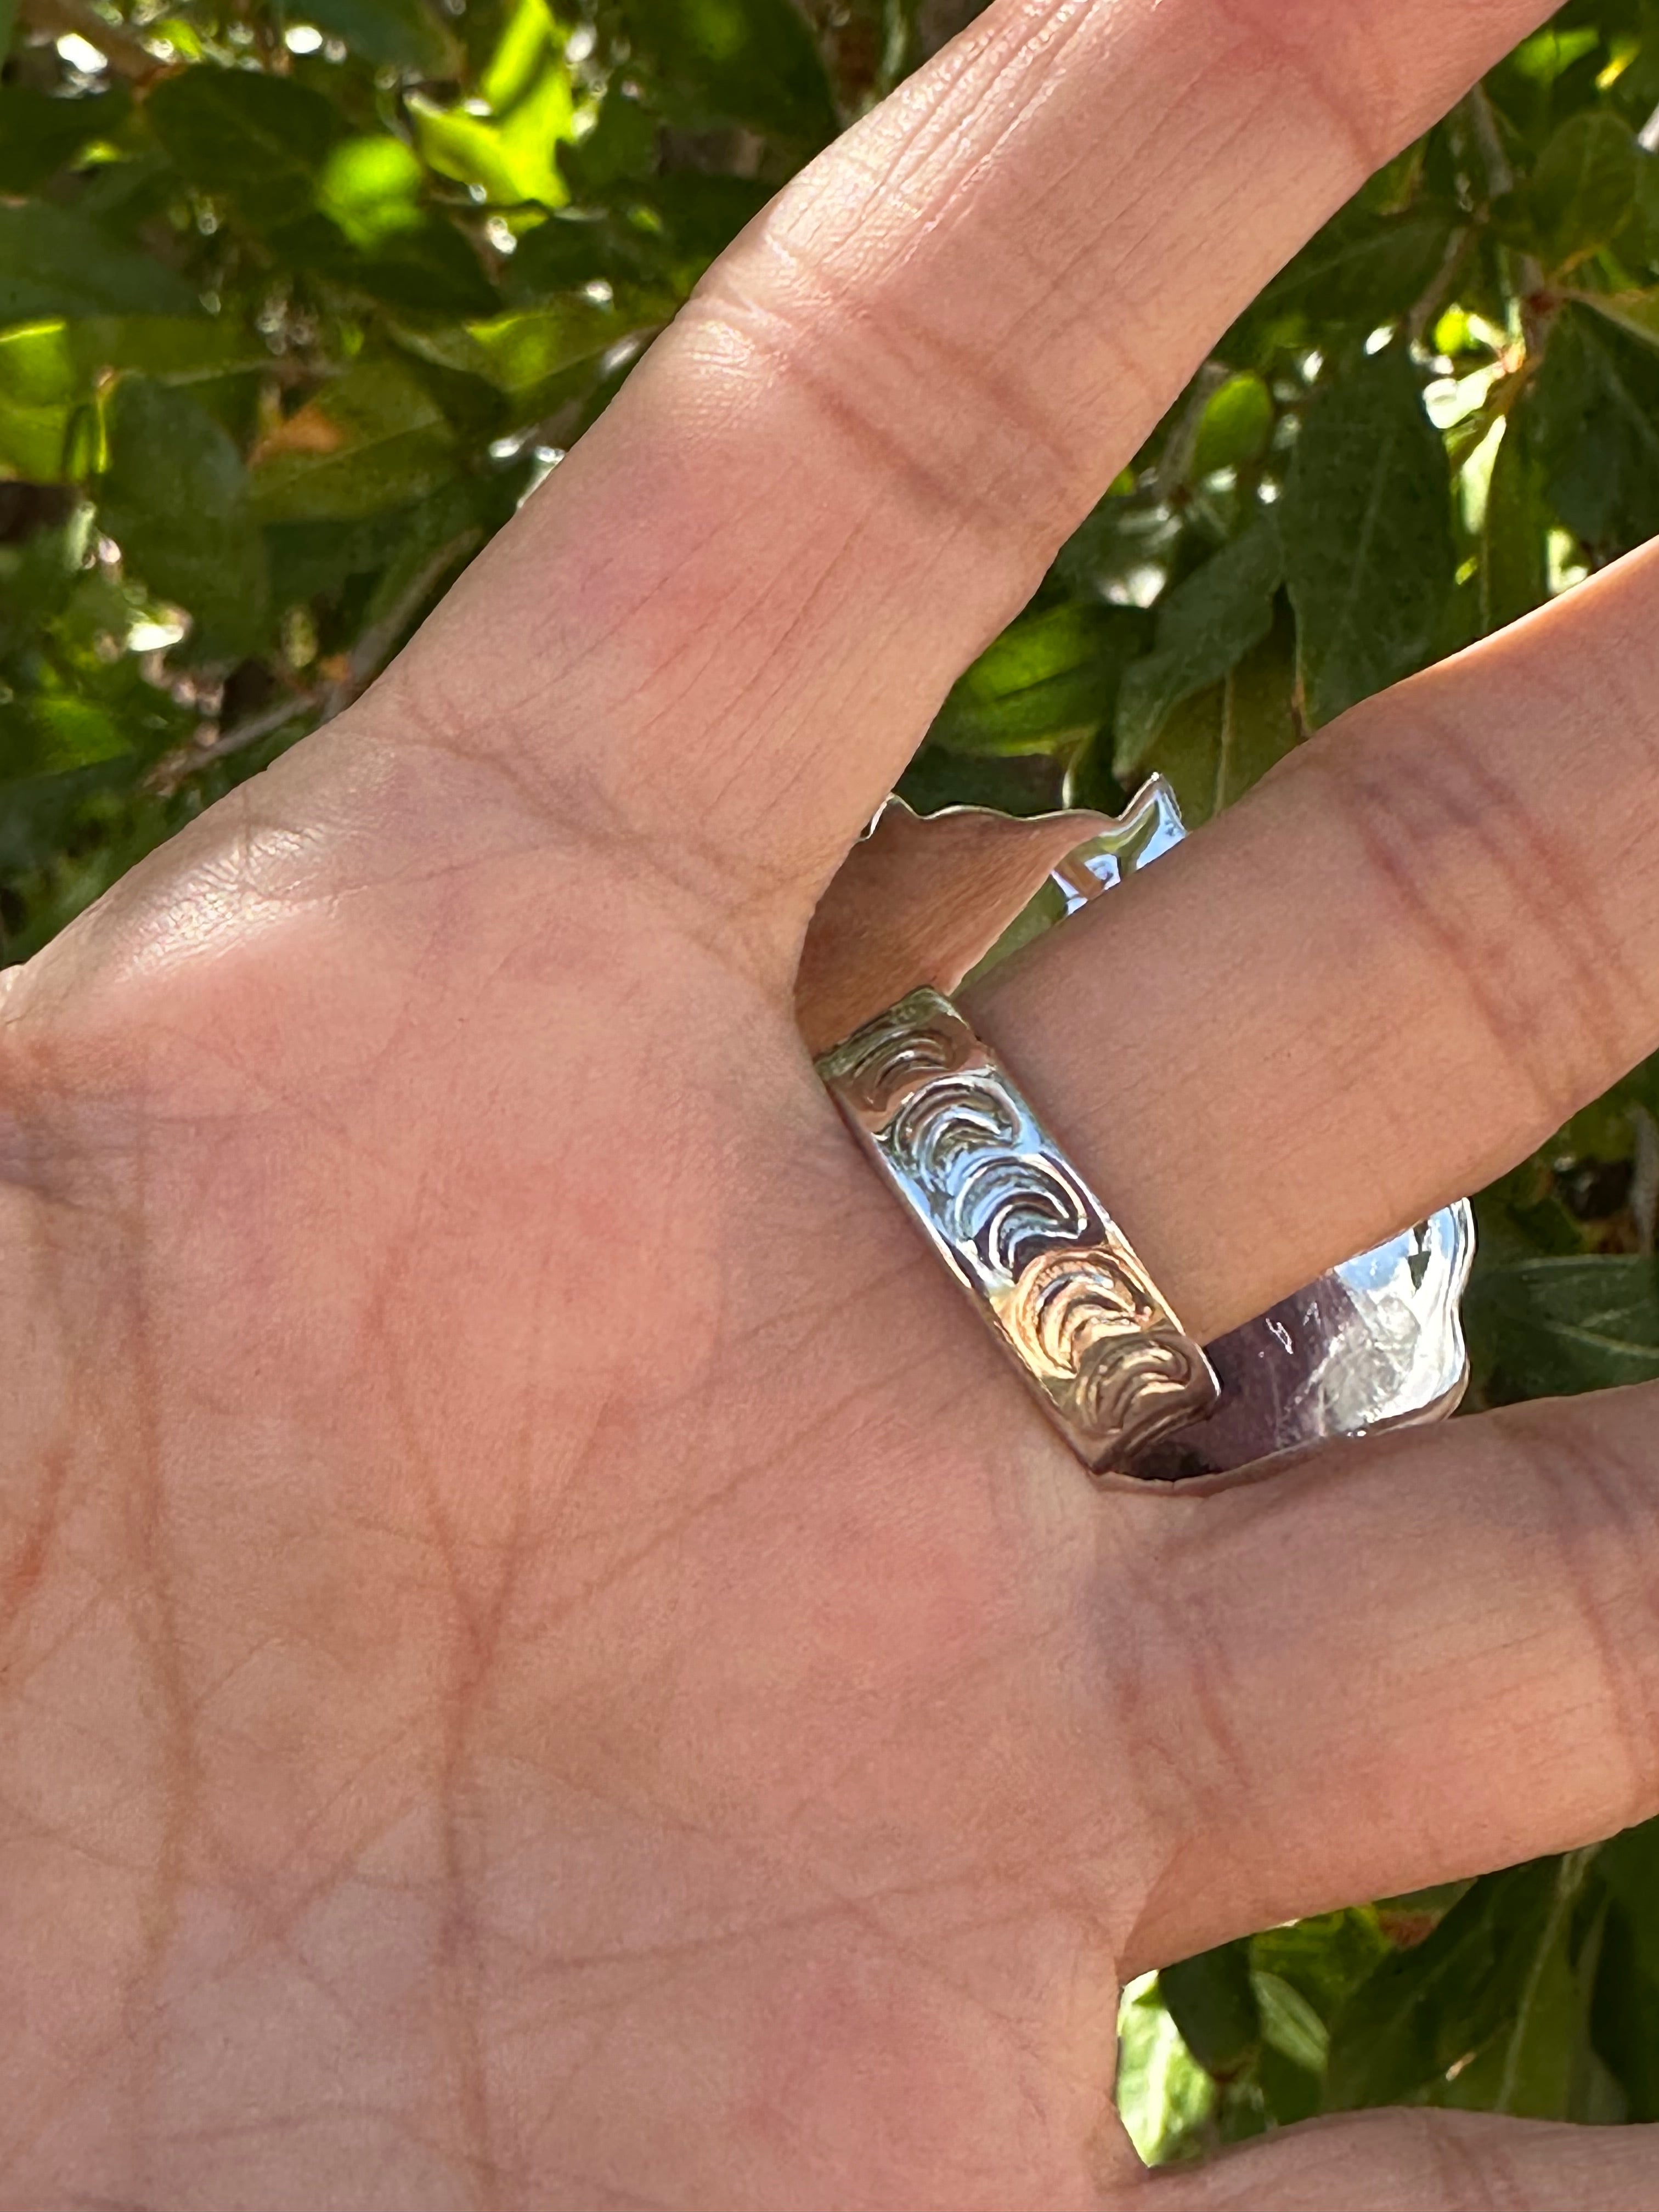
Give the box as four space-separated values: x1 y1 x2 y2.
817 985 1220 1475
825 772 1474 1483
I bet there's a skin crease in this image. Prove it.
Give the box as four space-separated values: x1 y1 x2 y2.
9 0 1659 2205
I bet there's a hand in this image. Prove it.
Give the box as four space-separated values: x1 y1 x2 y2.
6 0 1659 2203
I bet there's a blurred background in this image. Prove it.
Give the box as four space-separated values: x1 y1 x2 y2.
3 0 1659 2161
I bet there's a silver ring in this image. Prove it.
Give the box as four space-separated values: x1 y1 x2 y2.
820 774 1474 1482
818 986 1220 1475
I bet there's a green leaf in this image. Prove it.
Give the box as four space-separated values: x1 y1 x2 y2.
480 0 560 112
1251 1910 1391 2022
279 211 501 319
0 85 130 196
1597 1820 1659 1980
1509 24 1601 84
66 316 268 384
1531 303 1659 554
1435 1856 1598 2120
1465 1255 1659 1398
504 210 662 303
1253 1968 1330 2123
303 0 460 76
1131 611 1299 828
0 204 202 321
353 476 494 651
1592 1820 1659 2119
1159 1942 1261 2079
148 67 342 226
624 0 838 145
264 503 432 606
1113 520 1282 774
1529 112 1640 273
0 323 79 481
98 376 269 658
1191 371 1274 478
1576 284 1659 352
929 603 1142 758
1253 1971 1330 2077
406 296 662 425
1326 1861 1568 2109
1591 1897 1659 2121
1280 346 1454 727
1255 205 1460 331
0 0 16 60
249 356 457 522
1480 411 1550 635
1115 1978 1217 2166
317 135 426 249
410 69 574 210
1 692 130 778
559 80 658 193
641 172 775 263
358 225 501 319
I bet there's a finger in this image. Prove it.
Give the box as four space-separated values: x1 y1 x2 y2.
1116 1385 1659 1974
795 804 1110 1054
388 0 1553 905
1135 2109 1657 2211
968 544 1659 1347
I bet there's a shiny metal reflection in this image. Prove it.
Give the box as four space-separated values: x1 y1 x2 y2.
964 771 1475 1478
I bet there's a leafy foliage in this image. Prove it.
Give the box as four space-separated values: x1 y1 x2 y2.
5 0 1659 2160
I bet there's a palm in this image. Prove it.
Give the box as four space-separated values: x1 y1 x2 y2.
8 0 1659 2204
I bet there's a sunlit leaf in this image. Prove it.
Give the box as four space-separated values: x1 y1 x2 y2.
0 323 79 481
410 74 573 210
480 0 560 112
249 356 456 521
929 603 1143 758
317 136 425 248
1190 371 1274 478
1115 1978 1217 2166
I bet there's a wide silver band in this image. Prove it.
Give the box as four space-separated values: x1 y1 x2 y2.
818 986 1220 1475
822 772 1473 1483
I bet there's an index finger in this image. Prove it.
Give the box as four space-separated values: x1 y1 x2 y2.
392 0 1555 915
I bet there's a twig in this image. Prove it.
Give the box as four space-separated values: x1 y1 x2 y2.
1465 81 1547 348
157 686 322 788
336 527 484 704
18 0 160 80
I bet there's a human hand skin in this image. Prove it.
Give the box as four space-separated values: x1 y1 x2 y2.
9 0 1659 2203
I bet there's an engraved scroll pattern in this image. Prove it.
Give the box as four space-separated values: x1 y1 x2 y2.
821 989 1218 1469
